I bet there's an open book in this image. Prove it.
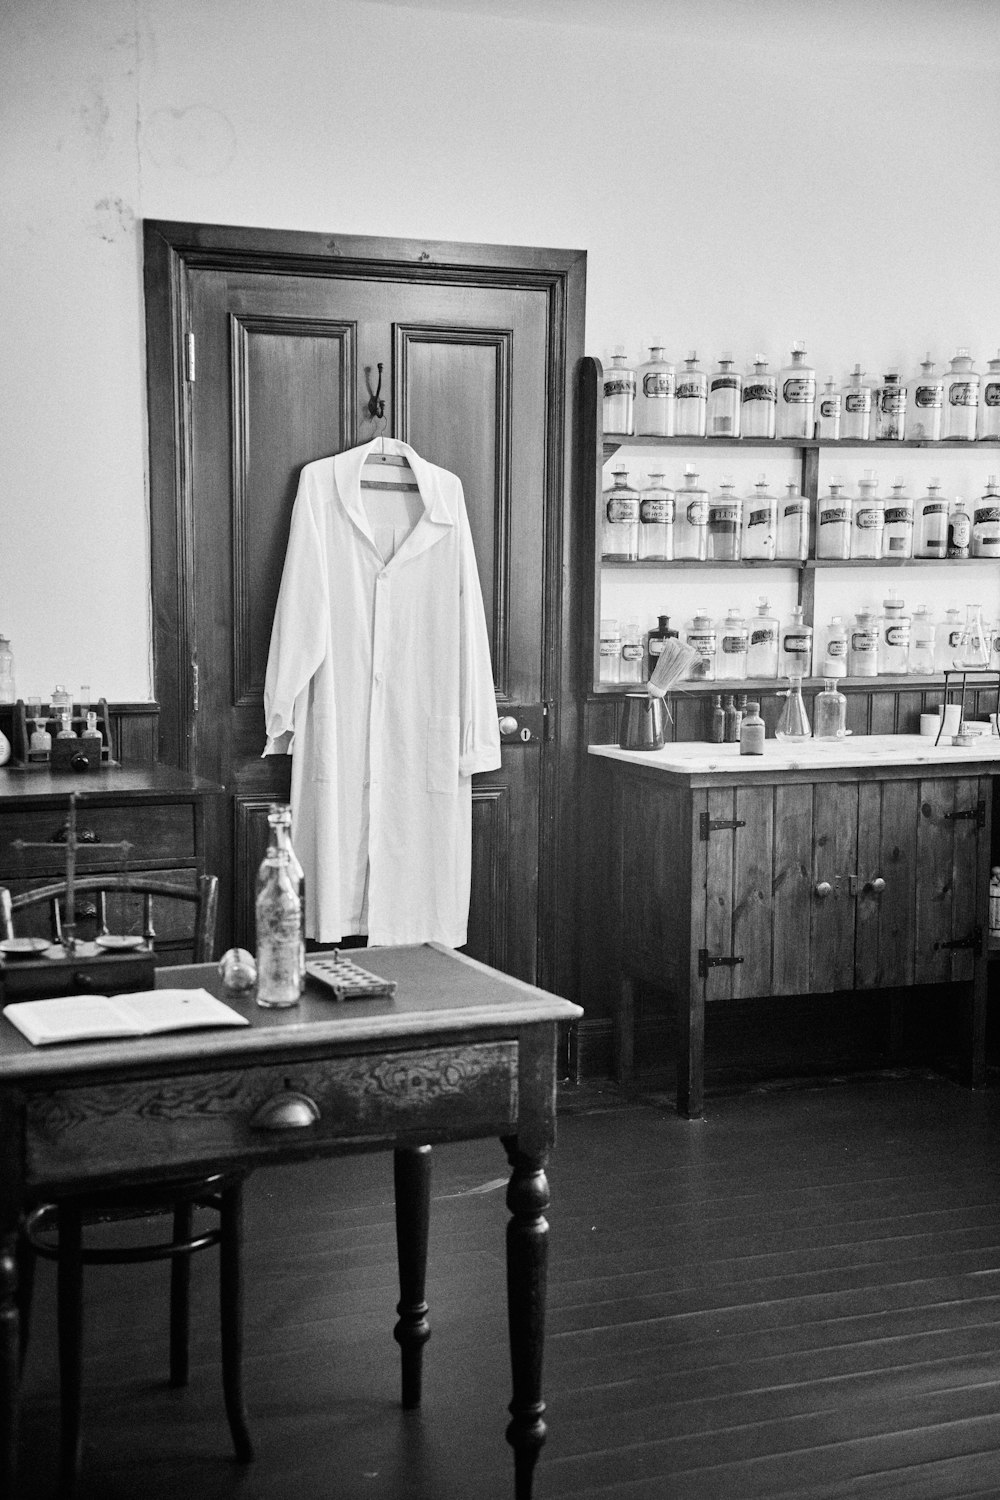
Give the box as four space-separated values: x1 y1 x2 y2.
3 989 250 1047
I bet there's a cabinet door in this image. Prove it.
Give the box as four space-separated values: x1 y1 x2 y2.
692 784 775 1002
914 776 985 984
810 782 859 993
856 780 918 989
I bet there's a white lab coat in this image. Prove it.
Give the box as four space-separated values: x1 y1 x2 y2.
263 437 502 947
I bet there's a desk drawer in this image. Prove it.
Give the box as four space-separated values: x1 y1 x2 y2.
26 1041 520 1189
0 803 196 876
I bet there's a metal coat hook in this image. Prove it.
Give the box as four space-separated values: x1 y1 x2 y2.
366 363 385 420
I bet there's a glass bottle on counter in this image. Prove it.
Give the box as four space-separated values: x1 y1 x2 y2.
905 353 944 441
776 343 816 440
944 348 980 440
56 711 76 739
972 475 1000 557
707 477 742 561
674 352 708 437
741 354 777 439
684 608 717 680
601 467 640 560
947 497 971 559
820 616 848 678
746 598 779 679
841 365 872 442
816 479 852 560
780 604 813 678
935 607 962 671
816 376 841 440
741 474 777 560
645 614 678 679
265 802 306 987
878 591 911 675
776 479 810 560
724 694 741 742
673 466 709 560
709 694 725 743
718 607 749 680
740 700 765 755
51 684 72 713
913 478 948 558
602 347 635 434
708 352 742 437
256 804 305 1008
638 472 675 560
849 609 879 676
852 470 884 559
980 351 1000 440
599 618 621 684
620 619 644 684
634 344 675 436
82 710 103 747
0 636 14 704
873 369 906 441
909 605 936 675
813 679 847 740
775 678 811 740
953 603 989 668
882 477 913 558
29 714 51 762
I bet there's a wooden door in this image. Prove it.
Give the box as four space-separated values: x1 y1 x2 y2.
144 226 585 987
856 780 919 989
914 776 986 984
810 781 859 993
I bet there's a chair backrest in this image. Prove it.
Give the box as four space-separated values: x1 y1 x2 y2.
1 873 219 963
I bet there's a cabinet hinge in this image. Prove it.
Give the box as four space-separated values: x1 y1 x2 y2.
698 950 744 978
945 800 986 828
185 330 196 383
699 812 746 841
934 926 982 953
543 700 556 743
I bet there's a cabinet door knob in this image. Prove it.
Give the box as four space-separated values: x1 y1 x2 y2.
814 881 833 899
498 715 519 735
869 876 886 894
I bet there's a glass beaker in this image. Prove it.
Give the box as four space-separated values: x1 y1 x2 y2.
775 678 812 741
953 604 989 669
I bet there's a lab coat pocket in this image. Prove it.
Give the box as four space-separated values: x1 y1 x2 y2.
426 714 460 795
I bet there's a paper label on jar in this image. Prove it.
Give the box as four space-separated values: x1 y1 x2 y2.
949 515 972 546
878 388 905 412
915 384 944 408
783 501 807 518
975 506 1000 524
606 497 639 522
621 643 644 661
884 508 912 525
687 632 716 652
599 637 619 656
721 634 748 653
640 499 674 523
782 377 815 403
826 638 847 657
709 505 740 526
747 507 772 527
820 507 851 525
855 508 882 529
742 382 776 404
885 624 911 646
711 375 740 392
922 501 947 516
686 499 708 525
819 398 840 418
783 634 810 653
675 381 706 401
648 638 666 657
949 381 978 407
845 390 872 413
985 381 1000 407
604 377 635 397
643 372 674 397
852 631 877 652
750 627 776 647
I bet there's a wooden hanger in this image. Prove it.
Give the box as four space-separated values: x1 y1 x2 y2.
360 424 419 492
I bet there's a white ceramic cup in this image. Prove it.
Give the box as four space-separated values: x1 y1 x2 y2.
941 703 962 737
919 712 940 737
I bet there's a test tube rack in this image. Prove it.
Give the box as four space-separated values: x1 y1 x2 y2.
5 698 117 771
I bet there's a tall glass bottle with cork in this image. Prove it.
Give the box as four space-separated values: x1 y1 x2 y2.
882 478 913 559
619 620 644 684
935 608 962 671
849 609 879 676
0 636 14 704
980 351 1000 440
602 347 635 434
674 352 708 437
905 354 944 441
816 377 841 440
602 468 640 560
972 476 1000 558
256 804 305 1007
708 353 742 437
943 348 980 440
878 592 911 675
634 344 675 436
776 343 816 440
746 598 779 679
914 478 948 558
817 480 852 560
776 480 810 560
673 467 709 560
947 498 972 559
707 477 742 561
684 609 717 681
718 607 749 680
841 365 872 442
741 475 777 560
852 471 884 559
873 370 906 441
741 355 777 438
645 614 678 679
780 605 813 678
638 472 675 560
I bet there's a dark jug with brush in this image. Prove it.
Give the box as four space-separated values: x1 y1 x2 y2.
619 637 699 751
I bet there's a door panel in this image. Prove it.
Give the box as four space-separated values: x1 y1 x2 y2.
771 782 813 995
810 782 858 993
856 779 918 989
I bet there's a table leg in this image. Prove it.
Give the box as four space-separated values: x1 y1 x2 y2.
393 1145 431 1409
501 1137 548 1500
676 981 704 1120
1 1232 19 1500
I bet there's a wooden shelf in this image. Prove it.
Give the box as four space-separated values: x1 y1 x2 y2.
604 433 1000 457
601 556 992 570
589 673 996 699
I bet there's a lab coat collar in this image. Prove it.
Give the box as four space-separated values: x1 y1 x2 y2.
334 437 454 566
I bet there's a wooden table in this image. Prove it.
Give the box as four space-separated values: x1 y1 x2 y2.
0 943 582 1499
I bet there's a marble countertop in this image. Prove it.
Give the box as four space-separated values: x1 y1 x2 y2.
589 732 1000 778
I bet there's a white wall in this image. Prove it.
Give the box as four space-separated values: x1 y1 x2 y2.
1 0 998 701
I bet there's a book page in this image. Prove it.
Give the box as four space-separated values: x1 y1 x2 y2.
3 989 249 1046
114 989 249 1034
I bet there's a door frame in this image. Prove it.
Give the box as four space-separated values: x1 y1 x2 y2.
142 221 587 1000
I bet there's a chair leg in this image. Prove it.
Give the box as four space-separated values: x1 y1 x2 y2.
219 1180 253 1463
16 1230 35 1373
169 1200 192 1387
56 1203 84 1498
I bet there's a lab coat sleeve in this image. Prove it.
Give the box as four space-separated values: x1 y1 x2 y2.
456 491 502 777
262 468 329 754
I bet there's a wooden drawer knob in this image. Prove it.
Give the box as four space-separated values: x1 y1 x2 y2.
250 1091 321 1130
814 881 833 899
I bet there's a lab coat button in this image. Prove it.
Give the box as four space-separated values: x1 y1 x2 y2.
374 672 384 685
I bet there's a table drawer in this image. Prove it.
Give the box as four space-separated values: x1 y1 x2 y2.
25 1041 520 1189
0 803 196 876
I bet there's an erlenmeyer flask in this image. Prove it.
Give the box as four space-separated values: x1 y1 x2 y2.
953 603 989 669
775 677 812 741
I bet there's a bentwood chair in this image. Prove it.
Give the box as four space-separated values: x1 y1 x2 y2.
4 874 254 1495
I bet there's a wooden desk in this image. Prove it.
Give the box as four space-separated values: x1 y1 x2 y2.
0 943 582 1499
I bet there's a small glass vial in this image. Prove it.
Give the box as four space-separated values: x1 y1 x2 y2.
852 470 884 559
908 605 936 675
741 474 777 560
873 369 906 441
878 591 910 675
634 344 675 437
646 614 678 678
674 352 708 437
935 607 962 671
684 608 717 681
29 716 52 761
708 352 742 438
979 350 1000 440
776 479 809 560
56 710 76 739
82 710 103 745
816 479 852 560
882 477 913 558
602 347 635 434
718 607 749 680
813 679 847 740
724 694 741 742
741 354 777 439
775 678 811 740
709 693 725 743
599 618 621 684
914 478 948 558
602 467 640 561
740 700 765 755
619 619 644 684
747 598 779 679
820 616 849 678
953 603 989 668
776 343 816 440
638 472 675 560
780 604 813 678
947 498 971 559
707 477 742 561
972 475 1000 557
841 365 872 442
944 348 980 441
51 684 72 713
906 353 944 442
849 609 879 676
674 467 709 560
816 377 841 440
